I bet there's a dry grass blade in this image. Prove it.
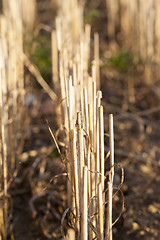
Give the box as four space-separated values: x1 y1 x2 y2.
23 53 57 102
46 120 63 162
112 188 124 227
61 208 70 239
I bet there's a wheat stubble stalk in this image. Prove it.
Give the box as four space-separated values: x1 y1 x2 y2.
50 0 123 239
81 165 88 240
0 0 37 238
0 0 120 238
106 181 113 240
106 0 160 63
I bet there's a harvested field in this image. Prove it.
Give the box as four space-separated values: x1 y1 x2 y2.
0 0 160 239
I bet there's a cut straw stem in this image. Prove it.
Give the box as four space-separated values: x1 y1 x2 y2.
88 103 96 238
92 65 97 153
71 129 80 219
98 183 104 240
109 114 114 183
81 165 88 240
94 33 100 90
51 30 59 95
96 91 102 187
84 87 89 134
76 112 84 215
99 105 105 192
106 181 113 240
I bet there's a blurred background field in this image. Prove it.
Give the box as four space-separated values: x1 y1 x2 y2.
0 0 160 239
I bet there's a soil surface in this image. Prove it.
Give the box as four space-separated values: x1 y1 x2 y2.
8 0 160 239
